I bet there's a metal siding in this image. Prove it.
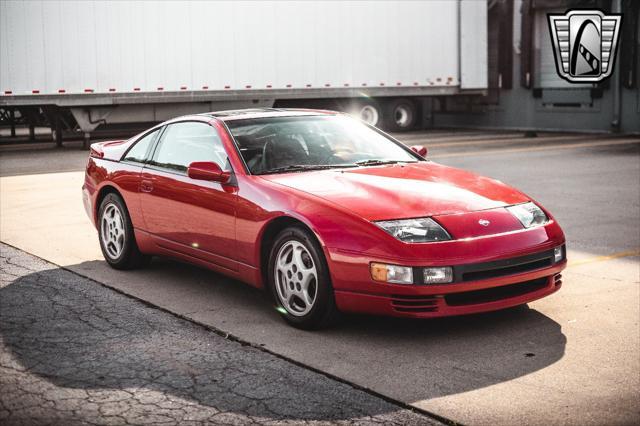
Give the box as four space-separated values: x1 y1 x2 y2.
0 0 479 95
77 1 97 91
2 1 27 93
0 1 11 92
61 1 82 92
94 1 119 91
274 1 316 88
460 0 488 89
42 1 63 93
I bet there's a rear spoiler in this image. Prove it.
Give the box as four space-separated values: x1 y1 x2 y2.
89 140 129 161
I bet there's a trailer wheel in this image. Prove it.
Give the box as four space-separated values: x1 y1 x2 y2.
384 98 417 132
356 102 382 128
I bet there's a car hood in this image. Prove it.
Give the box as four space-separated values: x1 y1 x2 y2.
261 162 530 221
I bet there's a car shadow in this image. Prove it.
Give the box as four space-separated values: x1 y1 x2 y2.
0 265 427 422
1 256 567 419
143 257 567 403
330 306 566 401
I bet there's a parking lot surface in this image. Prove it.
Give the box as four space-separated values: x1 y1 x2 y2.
0 243 438 425
1 130 639 425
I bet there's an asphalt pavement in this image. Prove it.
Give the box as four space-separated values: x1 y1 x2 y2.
1 129 638 425
0 243 439 425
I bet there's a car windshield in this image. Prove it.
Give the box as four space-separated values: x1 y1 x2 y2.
225 115 420 174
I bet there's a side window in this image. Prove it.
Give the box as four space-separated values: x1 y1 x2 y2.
150 122 228 173
123 129 159 163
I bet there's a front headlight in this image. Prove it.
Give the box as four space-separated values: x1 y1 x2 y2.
506 202 549 228
374 217 451 243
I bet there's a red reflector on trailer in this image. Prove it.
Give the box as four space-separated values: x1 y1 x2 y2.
157 87 163 91
180 86 187 90
202 86 209 90
397 82 402 86
32 90 40 94
286 84 292 88
84 89 93 93
108 88 116 92
4 90 12 95
224 85 231 89
413 82 419 86
58 89 66 93
245 85 252 89
134 87 140 91
266 84 272 88
325 83 331 87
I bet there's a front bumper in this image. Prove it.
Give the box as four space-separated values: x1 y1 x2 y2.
334 267 564 318
328 224 566 318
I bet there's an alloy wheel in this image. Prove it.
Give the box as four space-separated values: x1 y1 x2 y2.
274 240 318 316
101 202 125 260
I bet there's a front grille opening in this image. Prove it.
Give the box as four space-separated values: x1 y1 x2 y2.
391 294 439 313
445 277 549 306
462 258 552 282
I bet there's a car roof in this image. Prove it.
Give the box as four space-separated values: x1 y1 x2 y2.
199 108 339 122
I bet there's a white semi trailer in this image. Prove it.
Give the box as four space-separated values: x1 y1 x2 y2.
0 0 487 143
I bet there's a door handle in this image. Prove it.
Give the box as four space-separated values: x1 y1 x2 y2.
140 179 154 193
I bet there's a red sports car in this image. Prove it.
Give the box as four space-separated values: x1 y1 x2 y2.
83 109 566 329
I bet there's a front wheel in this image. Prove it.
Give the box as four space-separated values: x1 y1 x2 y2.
267 226 340 330
98 193 150 270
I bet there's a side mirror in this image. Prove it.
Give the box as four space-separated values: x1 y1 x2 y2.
187 161 231 183
411 145 428 157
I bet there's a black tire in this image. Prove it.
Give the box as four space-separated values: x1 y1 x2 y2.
98 192 150 270
267 226 341 330
355 101 383 128
383 98 418 132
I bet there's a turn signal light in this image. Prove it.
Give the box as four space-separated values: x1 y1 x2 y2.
370 263 414 284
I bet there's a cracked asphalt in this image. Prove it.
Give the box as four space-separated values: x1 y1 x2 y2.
0 243 441 426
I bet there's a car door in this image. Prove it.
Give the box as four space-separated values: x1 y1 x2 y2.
140 120 238 271
117 127 163 229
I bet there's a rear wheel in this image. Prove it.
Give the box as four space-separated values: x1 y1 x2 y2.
98 193 150 270
384 98 418 132
267 226 340 329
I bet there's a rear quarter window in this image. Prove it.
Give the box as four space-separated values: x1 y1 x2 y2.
122 129 159 163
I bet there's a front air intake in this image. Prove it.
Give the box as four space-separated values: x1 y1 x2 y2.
391 294 440 313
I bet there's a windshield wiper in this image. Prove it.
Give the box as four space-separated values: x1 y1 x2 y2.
261 164 357 174
354 159 409 167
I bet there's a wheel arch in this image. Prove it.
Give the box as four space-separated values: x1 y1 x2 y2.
94 184 123 225
259 215 327 289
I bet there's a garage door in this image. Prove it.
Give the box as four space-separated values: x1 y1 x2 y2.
535 9 590 88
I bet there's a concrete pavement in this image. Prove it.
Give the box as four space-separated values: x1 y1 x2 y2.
1 130 638 424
